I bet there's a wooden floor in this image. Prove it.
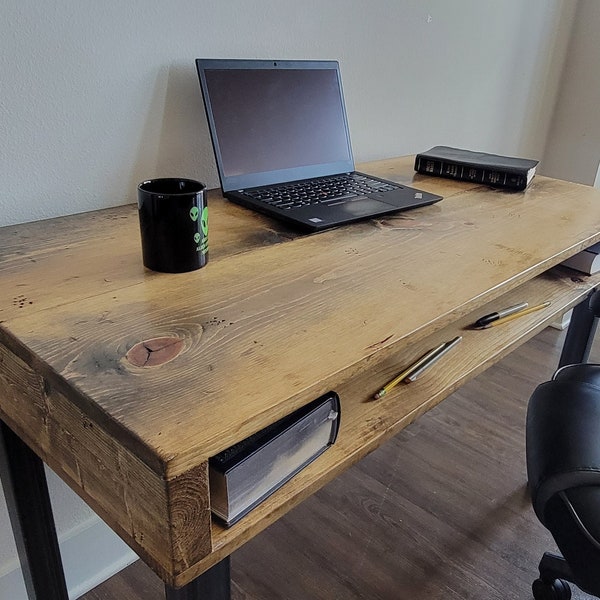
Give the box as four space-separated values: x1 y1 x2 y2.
80 326 595 600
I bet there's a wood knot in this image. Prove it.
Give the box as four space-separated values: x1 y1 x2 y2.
126 337 184 368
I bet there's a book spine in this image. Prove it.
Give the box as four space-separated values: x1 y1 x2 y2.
415 157 528 191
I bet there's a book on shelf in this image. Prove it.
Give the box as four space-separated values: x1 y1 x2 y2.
209 391 341 527
414 146 538 191
561 242 600 275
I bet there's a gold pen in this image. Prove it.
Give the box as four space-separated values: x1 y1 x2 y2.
484 301 551 328
374 342 446 400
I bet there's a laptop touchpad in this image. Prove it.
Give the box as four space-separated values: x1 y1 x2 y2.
333 197 396 217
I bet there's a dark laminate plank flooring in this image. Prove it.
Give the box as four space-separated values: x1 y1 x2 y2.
80 326 595 599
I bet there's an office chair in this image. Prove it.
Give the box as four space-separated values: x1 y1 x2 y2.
526 362 600 599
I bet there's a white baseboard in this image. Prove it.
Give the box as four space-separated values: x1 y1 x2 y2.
0 516 138 599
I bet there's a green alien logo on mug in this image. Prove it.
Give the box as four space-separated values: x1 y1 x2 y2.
194 206 208 255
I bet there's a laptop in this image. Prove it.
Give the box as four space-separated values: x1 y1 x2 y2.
195 59 442 232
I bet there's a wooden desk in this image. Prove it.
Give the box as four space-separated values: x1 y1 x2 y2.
2 156 600 599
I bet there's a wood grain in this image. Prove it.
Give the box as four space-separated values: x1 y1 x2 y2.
80 326 583 600
0 191 299 325
2 156 600 585
0 346 211 585
3 173 599 472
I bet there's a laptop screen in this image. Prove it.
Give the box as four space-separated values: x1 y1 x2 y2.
196 60 355 192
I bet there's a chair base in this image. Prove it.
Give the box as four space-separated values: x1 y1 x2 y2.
532 553 573 600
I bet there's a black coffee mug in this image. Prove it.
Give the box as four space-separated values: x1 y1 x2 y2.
137 178 208 273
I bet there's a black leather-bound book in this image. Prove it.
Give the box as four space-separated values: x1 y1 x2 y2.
415 146 538 190
209 391 341 526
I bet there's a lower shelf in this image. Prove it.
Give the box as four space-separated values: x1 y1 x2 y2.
171 266 600 586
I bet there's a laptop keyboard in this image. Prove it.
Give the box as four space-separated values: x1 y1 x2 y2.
243 173 401 210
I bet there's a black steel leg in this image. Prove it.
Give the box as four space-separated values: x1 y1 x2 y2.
0 420 69 600
558 289 600 367
165 556 231 600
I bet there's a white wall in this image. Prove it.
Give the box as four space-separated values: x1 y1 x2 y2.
1 1 575 228
0 1 579 597
542 0 600 185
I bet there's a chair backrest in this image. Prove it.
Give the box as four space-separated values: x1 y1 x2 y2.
527 364 600 594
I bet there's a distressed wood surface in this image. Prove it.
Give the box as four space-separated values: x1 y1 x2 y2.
0 345 212 583
2 156 600 584
174 267 600 584
78 327 596 600
3 159 600 472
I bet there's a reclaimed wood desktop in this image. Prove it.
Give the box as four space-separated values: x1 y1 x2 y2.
2 156 600 599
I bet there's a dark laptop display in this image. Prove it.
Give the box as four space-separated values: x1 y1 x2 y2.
195 59 442 231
